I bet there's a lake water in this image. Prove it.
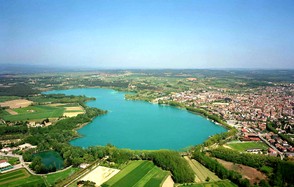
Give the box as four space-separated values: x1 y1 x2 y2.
34 151 64 170
45 88 226 150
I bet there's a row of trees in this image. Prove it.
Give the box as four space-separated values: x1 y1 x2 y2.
0 125 28 135
209 147 280 168
186 106 232 129
28 94 96 104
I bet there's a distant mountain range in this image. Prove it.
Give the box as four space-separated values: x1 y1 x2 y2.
0 64 81 74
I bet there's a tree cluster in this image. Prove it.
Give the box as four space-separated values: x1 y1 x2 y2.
146 150 194 183
0 84 39 97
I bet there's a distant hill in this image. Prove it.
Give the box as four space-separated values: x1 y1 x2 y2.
0 64 77 74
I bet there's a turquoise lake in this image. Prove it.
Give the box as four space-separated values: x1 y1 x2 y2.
45 88 226 150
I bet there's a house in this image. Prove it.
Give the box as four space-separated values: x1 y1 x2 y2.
79 163 90 169
18 143 37 150
246 148 262 153
0 160 13 172
0 147 11 153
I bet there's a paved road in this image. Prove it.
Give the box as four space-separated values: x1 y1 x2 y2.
258 134 284 160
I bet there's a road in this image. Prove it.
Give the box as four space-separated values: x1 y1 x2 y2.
258 134 284 160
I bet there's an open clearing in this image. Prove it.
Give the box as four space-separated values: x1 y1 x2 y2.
0 168 44 186
179 179 237 187
215 158 267 184
2 105 65 121
225 141 268 152
63 112 84 117
0 99 33 109
184 156 220 183
65 106 84 111
102 160 170 187
80 166 120 186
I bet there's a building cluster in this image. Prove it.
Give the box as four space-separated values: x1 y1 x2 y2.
0 143 37 154
155 85 294 157
265 132 294 153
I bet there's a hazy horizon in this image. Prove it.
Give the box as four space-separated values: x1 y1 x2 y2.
1 0 294 69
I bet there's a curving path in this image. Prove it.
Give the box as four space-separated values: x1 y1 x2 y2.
0 152 72 176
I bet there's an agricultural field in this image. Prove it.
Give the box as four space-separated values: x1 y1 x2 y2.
215 158 267 185
225 141 268 152
79 166 119 186
184 156 220 183
179 179 237 187
0 168 45 187
102 160 170 187
44 167 80 186
2 105 65 121
63 105 85 117
0 99 33 109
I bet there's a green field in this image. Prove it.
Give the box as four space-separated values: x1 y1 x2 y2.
226 141 268 152
0 168 45 187
180 180 237 187
0 96 20 102
44 167 79 186
2 105 65 121
102 160 169 187
185 156 220 183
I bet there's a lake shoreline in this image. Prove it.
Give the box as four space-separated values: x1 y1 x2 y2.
45 87 227 150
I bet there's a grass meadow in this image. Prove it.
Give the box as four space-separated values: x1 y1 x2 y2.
0 169 45 187
2 105 65 121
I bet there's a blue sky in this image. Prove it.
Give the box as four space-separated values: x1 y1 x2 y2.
0 0 294 69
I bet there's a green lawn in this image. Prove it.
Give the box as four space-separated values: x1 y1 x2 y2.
0 168 45 187
185 156 220 183
2 105 65 121
226 142 268 152
179 180 237 187
45 167 80 186
102 160 169 187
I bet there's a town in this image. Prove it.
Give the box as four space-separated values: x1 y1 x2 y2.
154 80 294 158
